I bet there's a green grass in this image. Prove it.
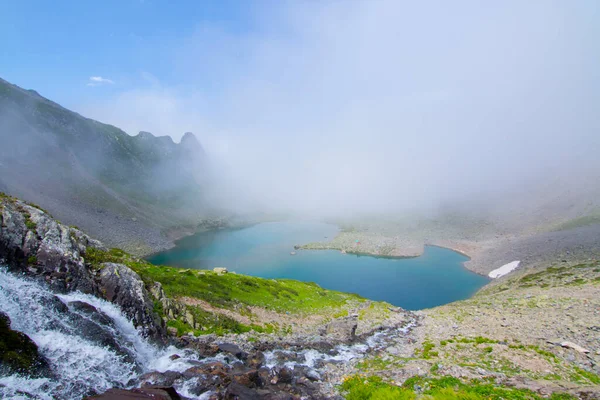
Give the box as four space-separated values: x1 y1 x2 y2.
555 215 600 231
356 356 397 372
416 341 438 359
340 375 415 400
454 336 497 345
340 375 577 400
516 262 599 288
22 212 37 231
571 366 600 385
85 247 365 313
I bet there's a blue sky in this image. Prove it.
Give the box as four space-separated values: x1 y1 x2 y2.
0 0 259 107
1 1 599 214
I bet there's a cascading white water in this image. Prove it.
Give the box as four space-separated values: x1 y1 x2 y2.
0 267 198 399
0 266 417 399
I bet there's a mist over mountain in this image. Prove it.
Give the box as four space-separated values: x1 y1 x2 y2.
78 0 600 221
0 78 216 254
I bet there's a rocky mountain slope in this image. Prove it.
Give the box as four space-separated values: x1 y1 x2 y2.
0 77 213 255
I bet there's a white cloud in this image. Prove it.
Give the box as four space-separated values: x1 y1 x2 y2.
87 76 114 87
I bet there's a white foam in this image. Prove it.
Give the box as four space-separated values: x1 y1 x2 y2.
0 268 201 399
488 260 521 278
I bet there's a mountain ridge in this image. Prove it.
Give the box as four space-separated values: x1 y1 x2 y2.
0 77 214 255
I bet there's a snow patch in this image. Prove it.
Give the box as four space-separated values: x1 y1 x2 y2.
488 260 520 278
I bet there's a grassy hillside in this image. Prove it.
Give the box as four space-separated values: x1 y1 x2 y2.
83 247 395 337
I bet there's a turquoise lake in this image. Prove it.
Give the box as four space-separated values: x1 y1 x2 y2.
147 221 489 310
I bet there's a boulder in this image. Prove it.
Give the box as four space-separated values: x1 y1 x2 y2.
305 369 322 382
247 351 266 369
224 383 261 400
232 369 260 388
218 342 248 360
138 371 183 388
0 200 101 294
560 341 590 353
276 366 294 384
85 386 181 400
68 301 115 328
183 362 231 380
98 263 165 340
320 316 358 342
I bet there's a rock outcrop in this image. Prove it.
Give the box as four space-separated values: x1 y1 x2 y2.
0 312 48 375
99 263 164 339
0 196 165 339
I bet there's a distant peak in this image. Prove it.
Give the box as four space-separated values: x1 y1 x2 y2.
137 131 155 139
180 132 204 153
181 132 198 143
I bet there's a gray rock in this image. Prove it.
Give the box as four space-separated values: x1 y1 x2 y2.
305 369 322 381
0 198 165 340
99 263 165 340
224 383 261 400
218 343 248 360
320 316 358 342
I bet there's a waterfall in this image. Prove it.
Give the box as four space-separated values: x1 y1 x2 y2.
0 266 417 399
0 267 198 399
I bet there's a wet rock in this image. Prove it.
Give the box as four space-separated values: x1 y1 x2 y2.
0 199 166 340
138 371 183 388
276 367 294 384
224 383 261 400
218 343 247 360
295 376 320 397
0 200 101 294
184 362 231 380
99 263 165 340
232 369 260 388
182 374 224 396
292 365 309 378
257 366 273 387
68 301 115 328
247 351 266 369
272 351 305 364
0 312 48 376
188 339 220 357
305 369 322 382
67 311 136 364
85 386 181 399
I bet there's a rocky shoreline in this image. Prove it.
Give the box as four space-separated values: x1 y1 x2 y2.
301 224 600 277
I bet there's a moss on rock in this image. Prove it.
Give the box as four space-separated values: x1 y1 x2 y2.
0 312 47 375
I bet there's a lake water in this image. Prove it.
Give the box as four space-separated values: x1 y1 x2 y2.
147 221 489 310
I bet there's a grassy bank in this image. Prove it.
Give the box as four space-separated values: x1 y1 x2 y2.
85 247 373 336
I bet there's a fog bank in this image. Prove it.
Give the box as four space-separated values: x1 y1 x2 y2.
81 1 600 218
